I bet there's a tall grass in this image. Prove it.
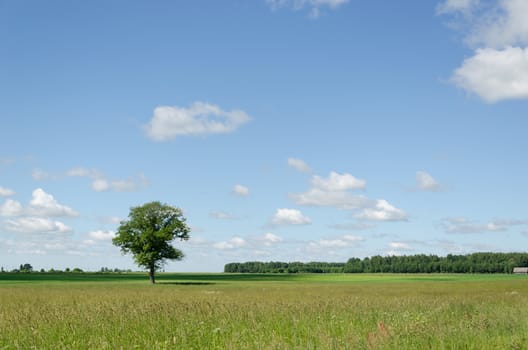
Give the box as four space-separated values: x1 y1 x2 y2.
1 274 527 349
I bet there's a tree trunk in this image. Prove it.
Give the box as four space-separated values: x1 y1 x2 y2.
149 266 156 284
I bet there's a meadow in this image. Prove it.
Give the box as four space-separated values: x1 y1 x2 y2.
1 273 527 349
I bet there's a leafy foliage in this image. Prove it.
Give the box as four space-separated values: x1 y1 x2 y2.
225 252 528 274
113 201 190 282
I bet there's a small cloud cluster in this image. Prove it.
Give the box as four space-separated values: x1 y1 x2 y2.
232 184 250 197
211 233 284 251
267 0 349 18
0 188 77 236
0 188 78 218
385 241 413 256
440 217 528 234
144 102 251 141
438 0 528 102
0 186 15 197
4 217 72 235
67 167 148 192
307 234 363 250
271 208 311 226
288 158 311 173
290 171 407 222
415 171 442 192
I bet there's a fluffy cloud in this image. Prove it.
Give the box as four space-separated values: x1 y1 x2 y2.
355 199 407 222
312 172 365 191
440 217 528 234
88 230 115 241
0 189 78 218
290 172 369 209
290 171 406 222
260 232 284 246
436 0 479 14
305 234 363 254
0 186 15 197
144 102 251 141
28 188 78 217
318 235 363 248
291 188 372 209
232 184 250 197
288 158 311 173
4 217 72 234
67 167 102 178
267 0 349 18
452 47 528 103
466 0 528 49
439 0 528 102
416 171 441 191
389 242 412 250
271 208 311 226
68 167 148 192
0 199 23 216
213 236 247 250
32 169 54 181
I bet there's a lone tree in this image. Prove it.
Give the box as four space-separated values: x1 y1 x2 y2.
112 201 190 284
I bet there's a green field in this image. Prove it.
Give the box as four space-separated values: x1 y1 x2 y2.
1 273 527 349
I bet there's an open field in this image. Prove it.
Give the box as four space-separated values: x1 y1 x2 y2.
1 273 527 349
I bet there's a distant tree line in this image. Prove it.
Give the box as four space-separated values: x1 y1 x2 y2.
224 253 528 274
0 264 132 274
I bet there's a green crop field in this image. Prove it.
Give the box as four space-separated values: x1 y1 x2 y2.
1 273 527 349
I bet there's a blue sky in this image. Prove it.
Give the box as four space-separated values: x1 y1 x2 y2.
1 0 527 272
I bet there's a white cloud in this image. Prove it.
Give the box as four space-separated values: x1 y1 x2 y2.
213 236 247 250
452 47 528 102
68 167 148 192
0 186 15 197
267 0 349 18
88 230 115 241
436 0 479 15
67 167 103 178
291 171 406 222
304 234 363 254
28 188 78 217
0 199 23 216
439 0 528 102
312 172 366 191
416 171 441 191
4 217 72 234
32 169 54 181
232 184 250 197
441 217 504 233
92 179 110 192
261 232 284 246
466 0 528 49
144 102 251 141
355 199 407 222
441 217 528 234
291 187 373 209
388 242 412 250
319 234 364 248
288 158 311 173
271 208 311 226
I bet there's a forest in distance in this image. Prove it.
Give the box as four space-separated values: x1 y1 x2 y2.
224 252 528 274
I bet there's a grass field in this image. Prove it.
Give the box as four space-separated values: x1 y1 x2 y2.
1 272 527 349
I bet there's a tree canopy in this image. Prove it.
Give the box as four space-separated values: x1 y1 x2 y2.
112 201 190 283
224 252 528 274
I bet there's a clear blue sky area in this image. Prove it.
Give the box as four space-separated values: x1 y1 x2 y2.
1 0 527 271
